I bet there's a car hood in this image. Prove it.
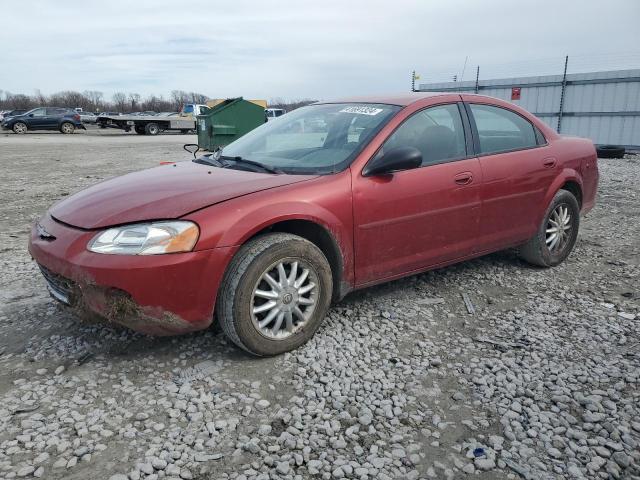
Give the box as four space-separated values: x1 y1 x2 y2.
50 161 317 229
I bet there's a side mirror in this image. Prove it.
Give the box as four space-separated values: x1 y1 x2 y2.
28 114 34 117
363 146 422 176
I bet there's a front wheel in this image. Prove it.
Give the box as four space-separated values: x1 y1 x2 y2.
60 122 75 134
519 189 580 267
217 233 333 356
12 122 27 134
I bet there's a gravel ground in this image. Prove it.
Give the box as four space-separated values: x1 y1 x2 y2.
0 129 638 480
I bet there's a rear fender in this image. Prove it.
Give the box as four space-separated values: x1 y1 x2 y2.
538 169 583 225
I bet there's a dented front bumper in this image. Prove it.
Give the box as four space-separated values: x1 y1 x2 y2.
28 215 234 335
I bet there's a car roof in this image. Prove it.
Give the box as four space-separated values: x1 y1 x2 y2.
319 92 452 107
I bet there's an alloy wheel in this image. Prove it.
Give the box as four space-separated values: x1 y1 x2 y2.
250 258 319 340
13 122 27 134
545 204 572 253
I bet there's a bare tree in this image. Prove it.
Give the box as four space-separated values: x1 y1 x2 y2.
171 90 189 111
128 93 141 111
5 94 32 109
84 91 104 111
34 89 47 106
0 86 316 115
112 92 127 112
189 92 209 104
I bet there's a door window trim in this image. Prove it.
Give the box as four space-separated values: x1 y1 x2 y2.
463 101 548 157
361 101 475 176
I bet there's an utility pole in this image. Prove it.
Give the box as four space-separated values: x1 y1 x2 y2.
557 55 569 133
474 66 480 94
411 70 416 92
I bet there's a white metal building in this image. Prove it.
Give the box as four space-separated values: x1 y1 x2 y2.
418 69 640 148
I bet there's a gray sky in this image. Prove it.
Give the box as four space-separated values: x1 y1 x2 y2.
2 0 639 101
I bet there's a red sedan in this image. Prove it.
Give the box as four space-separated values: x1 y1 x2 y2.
29 93 598 356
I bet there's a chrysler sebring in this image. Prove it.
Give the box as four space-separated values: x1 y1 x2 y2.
29 93 598 356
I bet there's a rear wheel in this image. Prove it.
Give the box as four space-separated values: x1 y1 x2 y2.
134 125 145 135
60 122 75 134
519 189 580 267
12 122 27 134
144 123 159 135
217 233 332 356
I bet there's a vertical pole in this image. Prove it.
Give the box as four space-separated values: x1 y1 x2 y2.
557 55 569 133
475 66 480 94
411 70 416 92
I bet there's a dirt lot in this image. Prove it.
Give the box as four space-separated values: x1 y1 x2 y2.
0 129 638 480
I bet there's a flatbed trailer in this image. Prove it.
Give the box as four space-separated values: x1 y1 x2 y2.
95 114 195 135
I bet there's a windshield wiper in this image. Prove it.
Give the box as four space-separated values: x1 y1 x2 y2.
219 155 282 174
193 154 224 167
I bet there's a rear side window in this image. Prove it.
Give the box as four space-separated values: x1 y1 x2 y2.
380 103 467 166
49 108 69 115
470 104 538 154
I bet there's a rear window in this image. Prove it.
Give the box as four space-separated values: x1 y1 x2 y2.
470 104 538 154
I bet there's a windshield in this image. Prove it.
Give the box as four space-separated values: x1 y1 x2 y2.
221 103 400 174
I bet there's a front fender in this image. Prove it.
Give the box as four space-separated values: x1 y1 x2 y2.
184 172 355 292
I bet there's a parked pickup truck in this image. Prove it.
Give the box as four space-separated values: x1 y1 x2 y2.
96 112 196 135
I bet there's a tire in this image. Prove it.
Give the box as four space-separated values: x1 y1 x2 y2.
60 122 75 134
144 123 159 135
596 145 625 159
519 189 580 267
134 125 145 135
217 233 333 356
12 122 27 134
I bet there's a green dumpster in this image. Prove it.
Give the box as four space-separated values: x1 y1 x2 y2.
196 97 265 151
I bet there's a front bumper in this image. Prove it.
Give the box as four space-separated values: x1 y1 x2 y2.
28 215 234 335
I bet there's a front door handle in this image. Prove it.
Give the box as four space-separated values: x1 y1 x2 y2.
543 157 557 168
454 172 473 185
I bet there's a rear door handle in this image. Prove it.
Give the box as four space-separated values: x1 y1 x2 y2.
543 157 557 168
454 172 473 185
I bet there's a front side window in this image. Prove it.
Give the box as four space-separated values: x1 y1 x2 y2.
470 104 538 154
28 108 46 117
378 103 467 166
221 103 400 174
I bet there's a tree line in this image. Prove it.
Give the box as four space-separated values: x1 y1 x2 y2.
0 89 317 113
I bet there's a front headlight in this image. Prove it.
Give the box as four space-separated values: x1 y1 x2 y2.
88 221 199 255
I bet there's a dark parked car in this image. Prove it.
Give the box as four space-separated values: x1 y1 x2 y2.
2 107 85 134
29 93 598 356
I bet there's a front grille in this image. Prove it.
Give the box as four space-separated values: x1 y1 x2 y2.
38 264 77 305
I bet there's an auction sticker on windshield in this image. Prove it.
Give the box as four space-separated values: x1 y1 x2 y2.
339 106 383 116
